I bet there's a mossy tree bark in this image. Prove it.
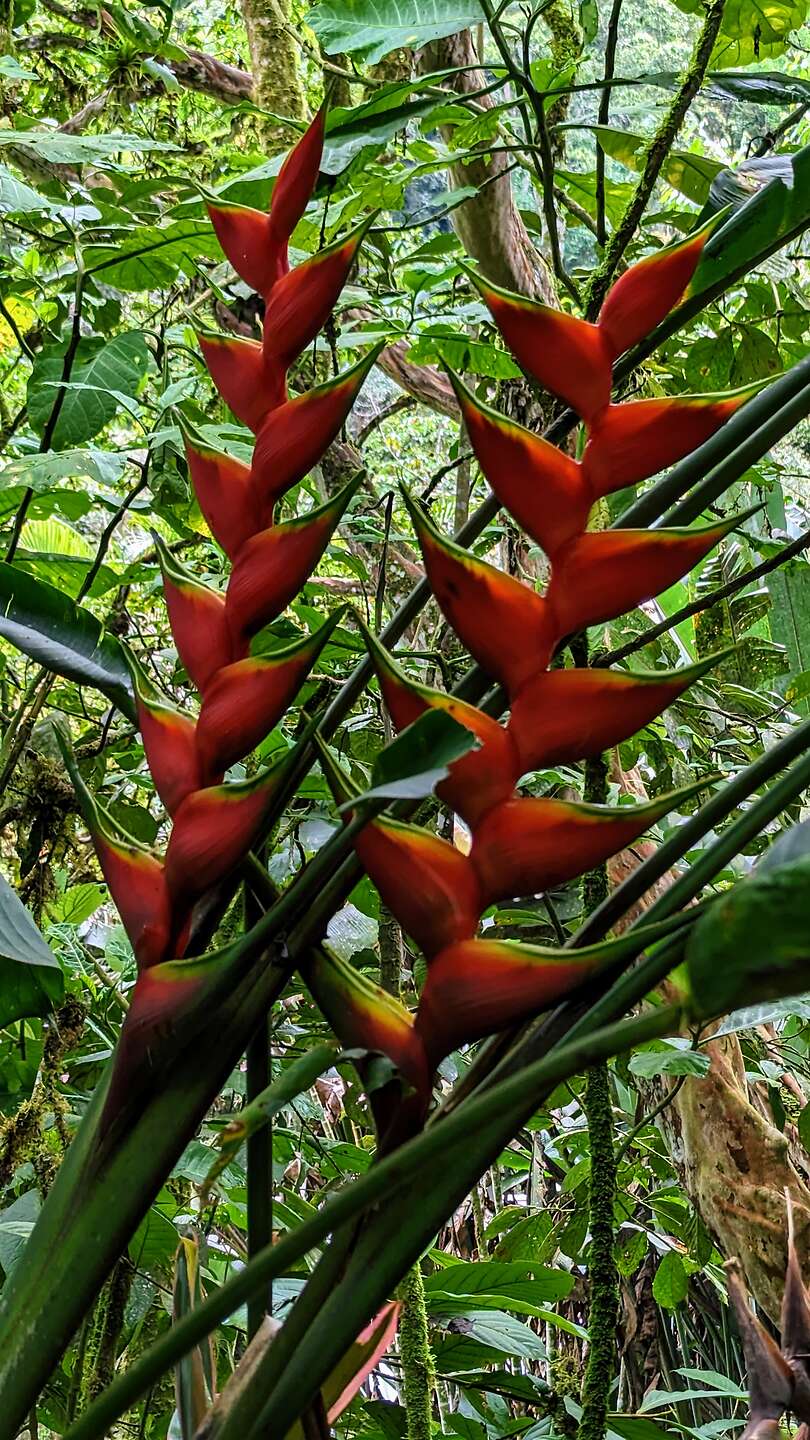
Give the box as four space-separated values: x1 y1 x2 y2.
240 0 306 146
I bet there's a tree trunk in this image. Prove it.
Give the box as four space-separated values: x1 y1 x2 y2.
240 0 305 144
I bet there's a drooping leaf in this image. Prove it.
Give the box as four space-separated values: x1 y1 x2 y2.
0 876 63 1029
355 708 480 804
0 565 135 719
686 855 810 1017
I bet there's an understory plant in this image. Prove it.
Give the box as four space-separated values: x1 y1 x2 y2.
0 97 810 1440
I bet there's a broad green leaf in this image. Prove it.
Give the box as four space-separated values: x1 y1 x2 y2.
129 1196 179 1270
692 144 810 306
560 125 724 203
0 56 38 81
323 90 445 174
350 709 478 805
701 156 795 223
713 0 808 64
628 1044 710 1079
28 332 152 449
686 855 810 1017
47 883 106 926
1 449 129 493
308 0 484 63
423 1260 573 1304
0 1191 41 1276
707 69 810 105
651 1250 688 1309
84 222 222 291
0 165 56 215
0 874 63 1029
0 564 135 719
0 130 179 165
433 1308 546 1369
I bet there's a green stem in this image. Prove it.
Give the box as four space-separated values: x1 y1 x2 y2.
397 1267 435 1440
62 1004 682 1440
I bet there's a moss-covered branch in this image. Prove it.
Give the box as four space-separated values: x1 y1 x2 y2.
586 0 727 318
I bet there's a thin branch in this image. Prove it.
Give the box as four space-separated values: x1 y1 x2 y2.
595 0 624 247
585 0 727 319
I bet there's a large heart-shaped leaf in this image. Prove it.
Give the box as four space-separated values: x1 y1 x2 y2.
0 875 64 1029
308 0 483 63
0 564 135 719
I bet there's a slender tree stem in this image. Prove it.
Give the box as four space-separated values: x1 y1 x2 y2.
585 0 727 318
398 1267 435 1440
595 0 623 246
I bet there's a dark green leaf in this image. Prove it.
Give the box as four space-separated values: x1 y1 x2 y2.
0 564 135 720
0 874 63 1029
28 333 152 449
686 855 810 1017
350 709 478 805
652 1251 688 1309
629 1045 710 1079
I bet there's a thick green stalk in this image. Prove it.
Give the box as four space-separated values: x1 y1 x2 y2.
63 1004 682 1440
578 1063 617 1440
397 1267 435 1440
0 958 289 1440
578 746 617 1440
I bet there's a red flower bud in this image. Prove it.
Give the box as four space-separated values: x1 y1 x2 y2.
195 611 345 782
165 757 289 908
307 946 430 1100
262 220 371 377
416 937 605 1064
180 422 260 560
509 653 728 774
129 657 202 816
404 491 556 695
471 779 712 906
251 348 381 524
197 333 286 432
547 512 749 639
470 270 612 422
598 218 719 357
225 476 361 643
205 107 327 299
317 737 481 956
450 370 589 557
583 390 755 495
156 537 241 695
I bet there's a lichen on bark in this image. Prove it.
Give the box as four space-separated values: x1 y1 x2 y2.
240 0 305 147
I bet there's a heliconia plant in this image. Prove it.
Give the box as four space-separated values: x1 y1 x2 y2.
60 107 377 1127
5 111 808 1440
308 225 759 1110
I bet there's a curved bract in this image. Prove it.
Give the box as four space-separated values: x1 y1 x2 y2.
62 111 374 1124
321 228 752 1089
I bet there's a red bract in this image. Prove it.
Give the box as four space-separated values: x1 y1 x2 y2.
329 226 751 1093
64 108 375 1120
404 492 556 694
307 948 430 1100
251 348 381 525
226 477 361 644
195 613 344 782
470 781 710 907
363 625 518 826
508 654 728 772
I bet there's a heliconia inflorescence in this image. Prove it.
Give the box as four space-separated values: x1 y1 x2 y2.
312 224 758 1113
64 109 376 1115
